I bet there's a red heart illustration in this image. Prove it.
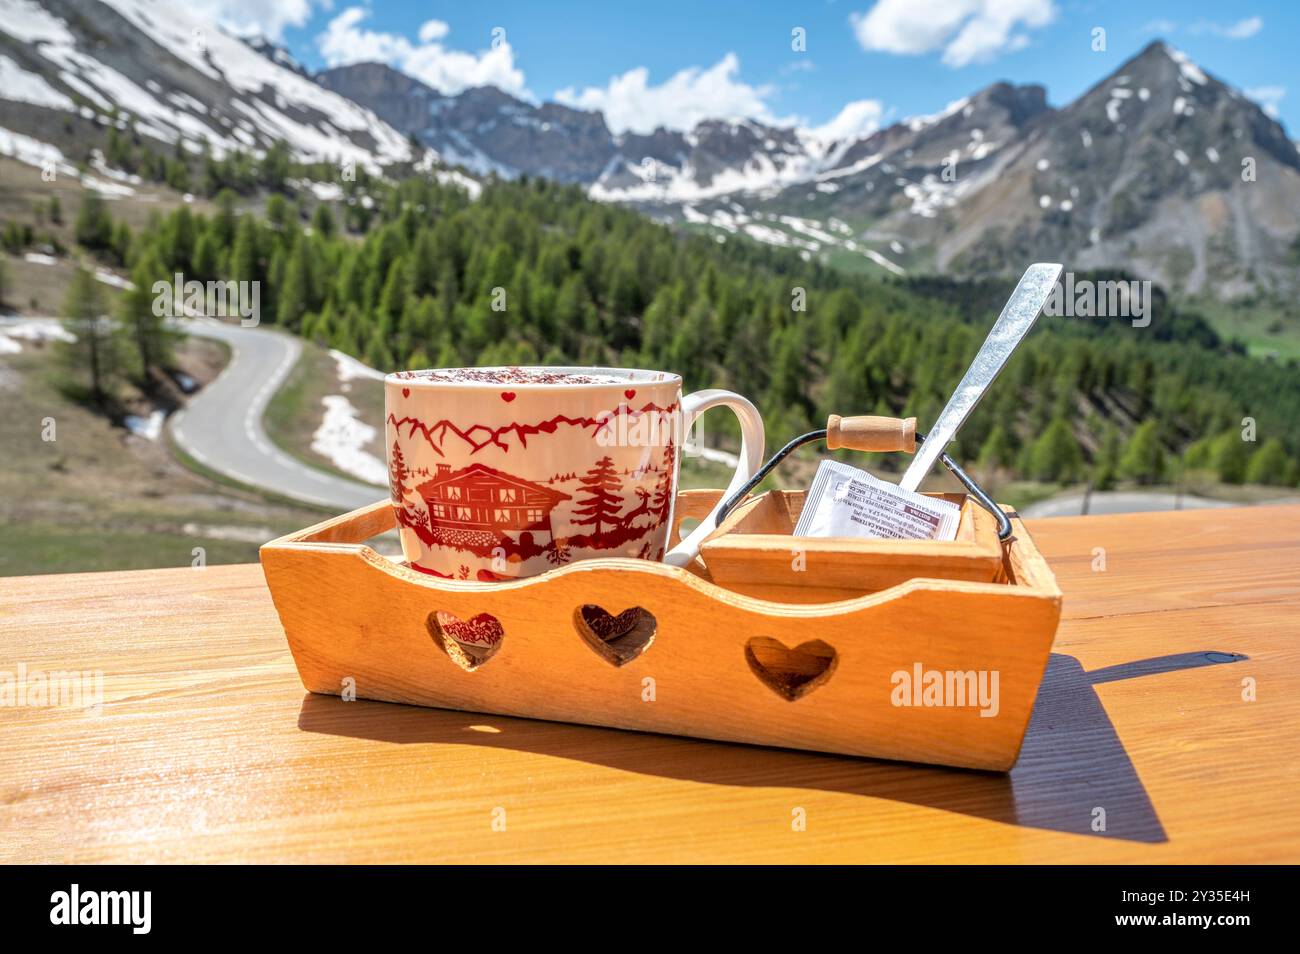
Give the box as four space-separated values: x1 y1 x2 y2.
624 388 636 400
436 611 504 647
401 387 410 399
501 391 516 403
428 610 506 671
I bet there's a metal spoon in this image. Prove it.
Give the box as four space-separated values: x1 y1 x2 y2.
898 262 1062 493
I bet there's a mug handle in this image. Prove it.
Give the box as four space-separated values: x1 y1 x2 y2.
661 389 765 567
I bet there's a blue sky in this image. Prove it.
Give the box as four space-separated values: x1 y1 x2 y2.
223 1 1296 137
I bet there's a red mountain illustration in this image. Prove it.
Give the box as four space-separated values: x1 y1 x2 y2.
387 401 679 457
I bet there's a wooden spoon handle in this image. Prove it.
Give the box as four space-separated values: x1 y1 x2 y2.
825 414 917 453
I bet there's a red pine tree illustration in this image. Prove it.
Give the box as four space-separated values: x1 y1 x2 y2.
389 440 411 504
572 455 624 539
650 440 676 521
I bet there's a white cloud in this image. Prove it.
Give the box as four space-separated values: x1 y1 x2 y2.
316 7 526 96
811 99 885 143
187 0 322 42
418 20 450 43
1190 17 1263 40
555 53 780 135
318 8 408 63
850 0 1055 67
1246 85 1284 119
1141 19 1179 35
1223 17 1263 39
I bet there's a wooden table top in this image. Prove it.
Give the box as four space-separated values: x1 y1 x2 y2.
2 505 1298 864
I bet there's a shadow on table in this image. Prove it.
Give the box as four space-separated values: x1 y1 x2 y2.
298 649 1246 843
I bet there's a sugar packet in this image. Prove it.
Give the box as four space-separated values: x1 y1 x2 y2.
793 459 961 542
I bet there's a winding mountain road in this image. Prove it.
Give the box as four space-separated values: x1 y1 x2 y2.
170 317 382 511
20 315 1291 520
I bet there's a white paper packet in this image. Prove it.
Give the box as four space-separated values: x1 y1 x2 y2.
793 459 961 542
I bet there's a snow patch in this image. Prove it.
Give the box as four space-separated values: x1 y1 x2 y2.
0 125 76 176
181 522 272 543
905 97 970 133
778 215 839 245
288 178 344 202
817 152 883 181
125 409 165 440
432 168 483 200
0 319 76 351
591 145 825 204
94 268 133 289
860 248 905 276
902 173 969 219
82 175 135 198
90 150 142 184
0 0 74 44
0 53 75 110
743 223 818 251
311 395 387 486
329 349 386 384
1166 46 1208 86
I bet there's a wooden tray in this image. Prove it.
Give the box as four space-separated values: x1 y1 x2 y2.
700 490 1004 604
260 490 1062 771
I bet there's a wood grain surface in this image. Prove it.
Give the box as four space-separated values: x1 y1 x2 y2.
2 504 1298 863
260 497 1059 771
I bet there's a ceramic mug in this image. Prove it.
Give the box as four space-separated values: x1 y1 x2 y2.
384 366 764 580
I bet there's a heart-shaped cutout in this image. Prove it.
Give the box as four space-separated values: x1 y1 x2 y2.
744 637 837 701
624 388 636 400
573 604 656 667
427 610 505 671
401 387 410 398
500 391 516 402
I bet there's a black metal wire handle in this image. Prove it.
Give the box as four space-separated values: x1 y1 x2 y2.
714 429 1014 541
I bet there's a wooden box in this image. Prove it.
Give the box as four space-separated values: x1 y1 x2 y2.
260 490 1062 771
699 490 1004 604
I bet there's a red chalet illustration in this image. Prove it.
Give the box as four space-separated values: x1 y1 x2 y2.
412 462 571 550
388 427 676 572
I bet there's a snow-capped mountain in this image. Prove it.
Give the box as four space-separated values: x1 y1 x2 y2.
0 0 1296 299
664 80 1054 276
944 40 1300 299
317 60 835 198
316 44 1300 297
0 0 411 175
